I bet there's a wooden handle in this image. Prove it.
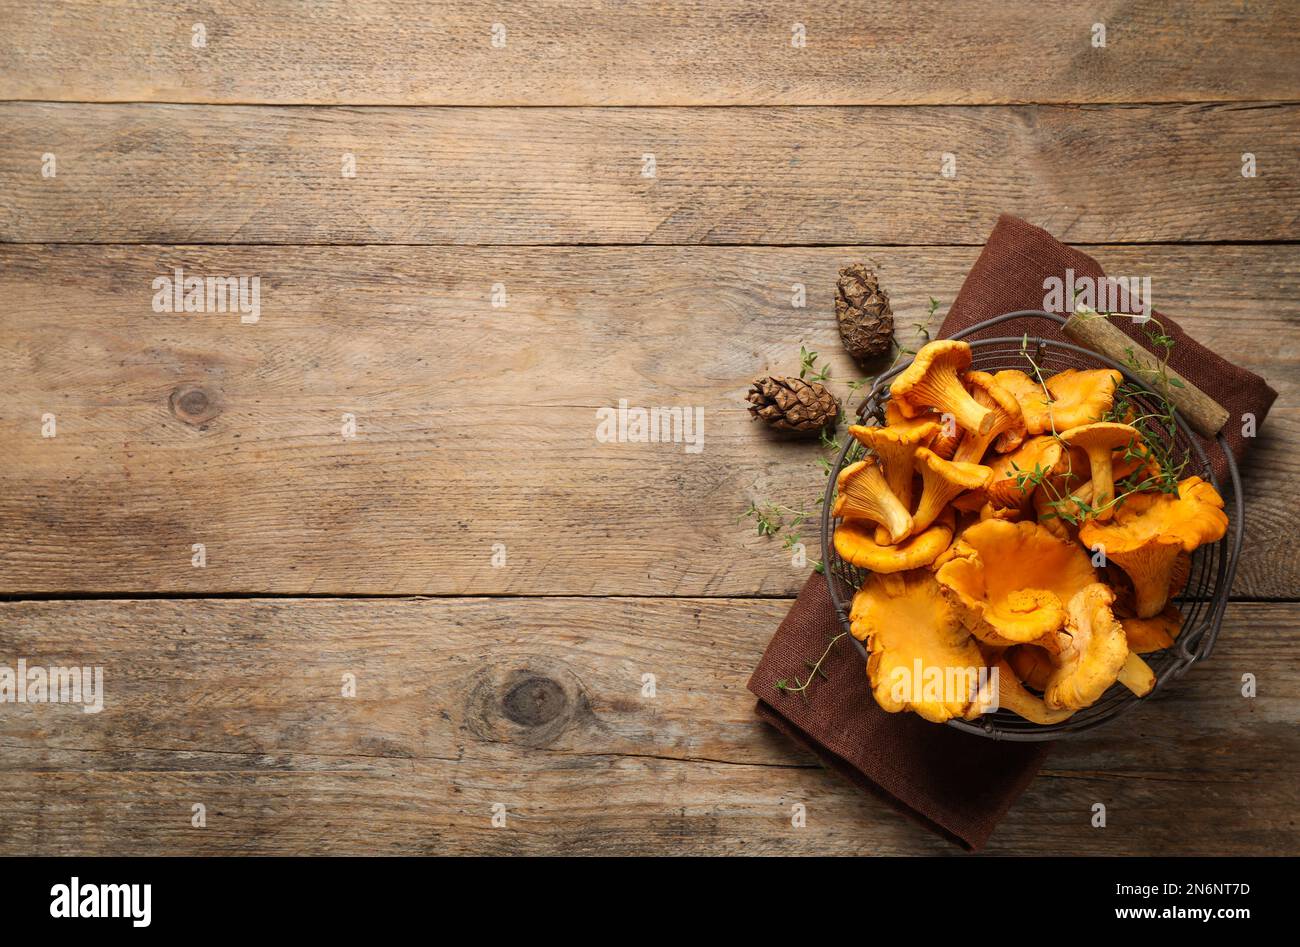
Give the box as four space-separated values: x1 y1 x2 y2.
1062 313 1229 438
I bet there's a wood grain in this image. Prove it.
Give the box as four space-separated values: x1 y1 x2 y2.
2 0 1296 865
3 102 1298 245
2 1 1298 106
0 597 1294 855
2 243 1294 598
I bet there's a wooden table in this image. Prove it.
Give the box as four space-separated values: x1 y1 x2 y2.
1 2 1297 856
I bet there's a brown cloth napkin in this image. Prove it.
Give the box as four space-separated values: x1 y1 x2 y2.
747 215 1277 851
942 215 1276 481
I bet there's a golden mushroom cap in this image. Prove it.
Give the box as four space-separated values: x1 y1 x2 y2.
849 569 986 723
1059 421 1142 455
1079 476 1227 617
1043 583 1130 711
992 369 1054 435
935 519 1098 644
833 512 955 573
1119 605 1182 654
889 340 994 435
1044 368 1123 431
991 368 1122 435
884 400 959 457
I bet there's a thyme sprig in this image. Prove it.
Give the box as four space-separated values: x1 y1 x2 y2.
739 502 809 538
799 344 831 383
774 632 848 698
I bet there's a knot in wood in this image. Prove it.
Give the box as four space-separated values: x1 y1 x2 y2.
169 384 221 425
502 675 567 726
464 660 589 748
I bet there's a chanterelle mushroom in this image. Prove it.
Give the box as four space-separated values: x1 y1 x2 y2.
1006 644 1055 691
1079 476 1227 618
954 371 1026 463
991 368 1122 435
911 447 992 534
1044 368 1123 430
935 519 1098 645
1044 583 1130 710
1117 652 1157 697
1059 422 1143 521
850 569 986 723
834 510 954 573
1119 605 1182 654
849 421 938 543
890 340 995 435
885 400 957 459
985 435 1063 510
850 423 937 510
832 458 913 543
991 369 1053 434
1050 449 1151 524
1107 550 1190 616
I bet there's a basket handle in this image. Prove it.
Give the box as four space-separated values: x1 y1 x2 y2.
1061 313 1230 438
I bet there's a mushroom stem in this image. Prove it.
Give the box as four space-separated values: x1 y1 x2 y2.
833 460 913 543
1129 545 1181 618
954 432 994 465
920 369 995 435
874 455 915 547
874 457 915 544
913 483 957 534
1060 423 1143 522
1117 652 1156 697
993 659 1074 724
912 449 992 535
954 372 1025 462
1056 454 1146 520
1082 446 1116 520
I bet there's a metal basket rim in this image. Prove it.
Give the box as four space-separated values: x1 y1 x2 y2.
820 310 1245 742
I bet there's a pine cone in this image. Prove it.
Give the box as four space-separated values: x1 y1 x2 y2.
835 264 894 361
746 376 840 433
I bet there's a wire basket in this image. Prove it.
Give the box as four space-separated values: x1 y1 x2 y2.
821 311 1244 741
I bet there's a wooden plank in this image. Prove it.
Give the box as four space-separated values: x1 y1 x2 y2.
2 102 1297 245
2 1 1297 106
2 243 1295 597
0 597 1295 855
